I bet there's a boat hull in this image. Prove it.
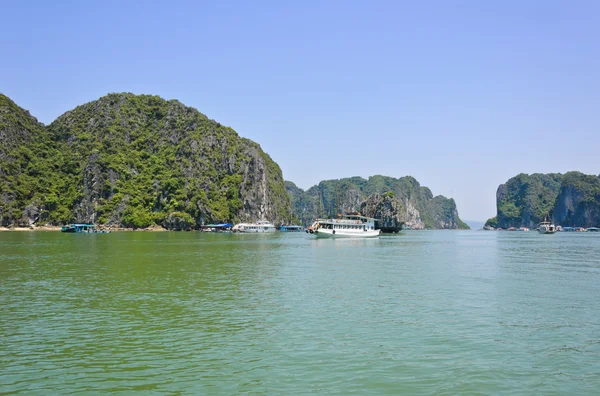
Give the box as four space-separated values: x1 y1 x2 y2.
236 228 276 233
311 229 381 238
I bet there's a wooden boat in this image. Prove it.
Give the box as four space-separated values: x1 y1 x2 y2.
61 224 110 233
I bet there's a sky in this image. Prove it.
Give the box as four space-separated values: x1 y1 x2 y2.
1 0 599 221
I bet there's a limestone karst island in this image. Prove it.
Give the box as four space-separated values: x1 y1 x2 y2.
0 93 469 232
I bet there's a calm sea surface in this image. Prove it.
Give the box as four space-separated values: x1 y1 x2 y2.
1 231 599 394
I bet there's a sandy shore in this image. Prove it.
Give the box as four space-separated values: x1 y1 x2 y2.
0 226 62 232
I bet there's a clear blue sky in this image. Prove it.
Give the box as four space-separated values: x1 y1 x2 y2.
2 0 599 221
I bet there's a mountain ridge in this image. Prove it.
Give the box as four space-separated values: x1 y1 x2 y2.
1 92 294 228
2 92 469 230
286 175 469 229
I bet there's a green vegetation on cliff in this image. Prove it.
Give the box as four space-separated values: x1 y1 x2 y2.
286 175 468 229
553 172 600 227
493 173 563 228
0 95 64 225
0 93 293 228
489 172 600 228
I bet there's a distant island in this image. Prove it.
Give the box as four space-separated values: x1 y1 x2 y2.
286 176 469 230
485 172 600 229
1 93 468 230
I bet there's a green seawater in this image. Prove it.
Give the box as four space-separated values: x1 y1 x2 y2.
1 231 599 394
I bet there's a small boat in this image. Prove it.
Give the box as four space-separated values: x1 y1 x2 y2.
538 219 557 234
232 220 276 233
586 227 599 232
280 225 304 232
307 214 380 238
201 223 233 232
61 224 110 233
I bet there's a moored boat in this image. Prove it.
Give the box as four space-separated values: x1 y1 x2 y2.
307 214 380 238
538 219 557 234
201 223 233 232
232 220 276 233
280 225 304 232
61 224 110 233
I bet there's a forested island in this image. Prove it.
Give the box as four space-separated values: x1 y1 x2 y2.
485 172 600 229
1 93 467 230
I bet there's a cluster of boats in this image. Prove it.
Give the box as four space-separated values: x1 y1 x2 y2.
60 214 383 238
488 219 599 234
230 214 381 238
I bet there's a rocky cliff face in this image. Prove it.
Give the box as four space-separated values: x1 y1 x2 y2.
486 172 600 228
552 173 600 227
286 175 468 229
403 200 425 230
0 93 293 228
359 193 404 232
488 173 562 229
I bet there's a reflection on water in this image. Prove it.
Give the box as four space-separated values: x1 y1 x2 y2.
1 231 599 394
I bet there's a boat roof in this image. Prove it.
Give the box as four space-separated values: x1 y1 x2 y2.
204 223 232 228
342 214 378 220
281 225 303 228
318 215 379 221
70 224 95 227
587 227 599 230
234 221 274 226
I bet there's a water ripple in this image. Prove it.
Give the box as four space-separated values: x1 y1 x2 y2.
1 231 600 394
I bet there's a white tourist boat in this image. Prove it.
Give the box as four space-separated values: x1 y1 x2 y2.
538 219 557 234
307 214 380 238
232 220 276 233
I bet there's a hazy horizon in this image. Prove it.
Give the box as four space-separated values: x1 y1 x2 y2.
2 0 598 221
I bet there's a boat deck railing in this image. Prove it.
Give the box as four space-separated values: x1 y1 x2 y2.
318 218 372 224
